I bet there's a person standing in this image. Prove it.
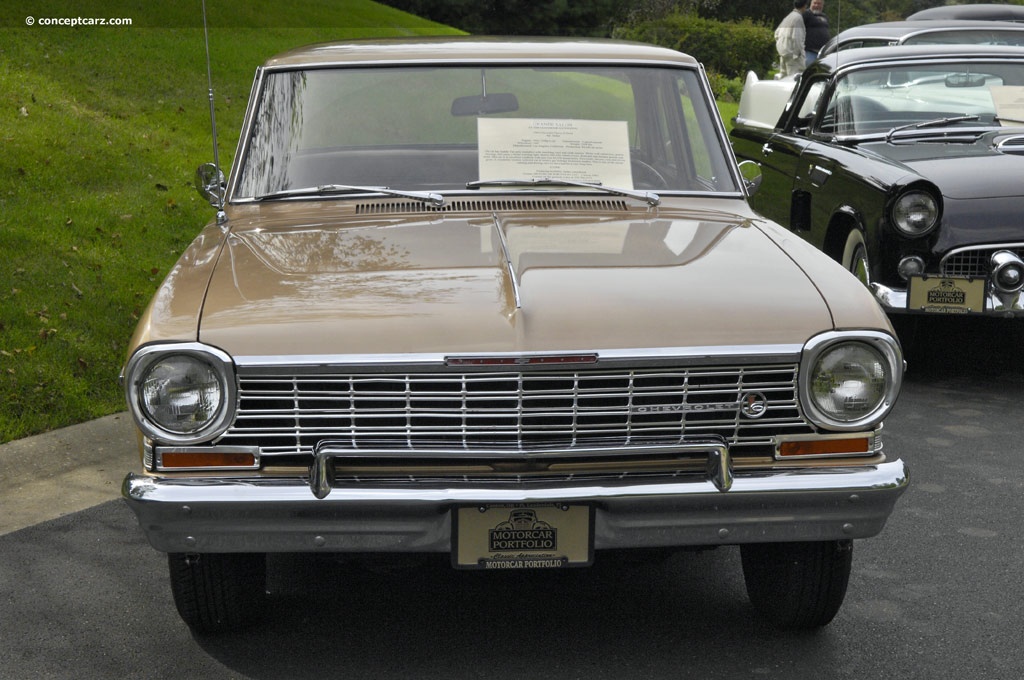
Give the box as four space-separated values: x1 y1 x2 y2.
804 0 831 65
775 0 809 78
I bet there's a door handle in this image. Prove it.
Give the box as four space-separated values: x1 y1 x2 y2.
761 143 773 156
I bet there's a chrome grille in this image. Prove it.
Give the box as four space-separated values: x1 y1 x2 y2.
942 245 1024 278
216 363 812 457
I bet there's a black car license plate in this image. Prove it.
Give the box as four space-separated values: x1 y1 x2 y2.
907 275 985 314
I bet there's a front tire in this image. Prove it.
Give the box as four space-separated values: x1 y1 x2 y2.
841 229 870 286
168 552 267 633
740 540 852 629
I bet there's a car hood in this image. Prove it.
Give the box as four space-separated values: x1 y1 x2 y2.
169 203 854 358
861 133 1024 199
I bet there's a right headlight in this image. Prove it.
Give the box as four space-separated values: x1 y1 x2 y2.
123 342 237 444
800 331 903 431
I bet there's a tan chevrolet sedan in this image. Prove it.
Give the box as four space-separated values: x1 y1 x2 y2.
120 37 907 633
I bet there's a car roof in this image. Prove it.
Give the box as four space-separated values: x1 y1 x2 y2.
816 42 1024 70
818 20 1024 57
907 4 1024 22
260 37 700 69
833 19 1024 42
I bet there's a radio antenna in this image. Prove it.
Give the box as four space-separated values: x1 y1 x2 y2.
201 0 221 173
199 0 226 222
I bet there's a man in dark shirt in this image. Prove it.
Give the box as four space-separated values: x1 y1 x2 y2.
804 0 830 65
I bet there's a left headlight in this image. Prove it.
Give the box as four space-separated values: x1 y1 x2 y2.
891 188 940 238
124 343 236 444
800 331 902 431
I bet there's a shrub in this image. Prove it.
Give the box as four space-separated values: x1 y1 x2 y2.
614 13 775 81
705 71 744 103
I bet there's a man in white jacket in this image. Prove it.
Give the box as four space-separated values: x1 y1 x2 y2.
775 0 809 77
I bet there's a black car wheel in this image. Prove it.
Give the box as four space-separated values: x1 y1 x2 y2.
842 229 870 286
740 540 853 629
168 552 267 633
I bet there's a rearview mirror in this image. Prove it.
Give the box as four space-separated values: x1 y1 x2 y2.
451 93 519 116
946 73 987 88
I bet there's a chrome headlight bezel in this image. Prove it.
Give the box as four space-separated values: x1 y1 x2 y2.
800 331 903 432
891 189 940 238
123 342 237 445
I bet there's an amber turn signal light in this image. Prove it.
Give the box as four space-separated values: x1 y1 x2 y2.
160 451 257 469
777 437 871 458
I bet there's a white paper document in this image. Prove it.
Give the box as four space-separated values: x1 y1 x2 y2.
991 86 1024 126
478 118 634 189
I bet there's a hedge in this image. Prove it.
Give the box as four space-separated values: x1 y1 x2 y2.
614 13 776 83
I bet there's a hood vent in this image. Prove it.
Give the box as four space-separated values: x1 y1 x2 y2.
996 135 1024 156
355 197 630 215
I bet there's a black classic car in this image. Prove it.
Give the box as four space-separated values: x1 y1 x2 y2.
817 20 1024 59
908 4 1024 23
731 44 1024 322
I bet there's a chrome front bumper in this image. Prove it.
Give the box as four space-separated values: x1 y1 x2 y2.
122 460 909 554
873 282 1024 316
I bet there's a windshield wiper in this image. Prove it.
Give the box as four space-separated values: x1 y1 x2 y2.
885 115 981 143
255 184 445 207
466 178 660 207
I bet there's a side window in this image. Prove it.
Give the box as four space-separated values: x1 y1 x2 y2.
795 79 827 123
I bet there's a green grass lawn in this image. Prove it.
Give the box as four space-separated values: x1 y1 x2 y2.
0 1 742 443
0 1 462 442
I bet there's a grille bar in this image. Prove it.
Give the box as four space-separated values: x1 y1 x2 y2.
217 363 812 456
942 244 1024 279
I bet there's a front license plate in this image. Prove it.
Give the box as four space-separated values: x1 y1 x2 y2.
453 503 593 570
907 275 985 314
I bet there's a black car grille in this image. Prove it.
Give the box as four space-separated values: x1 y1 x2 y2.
942 245 1024 279
215 362 813 459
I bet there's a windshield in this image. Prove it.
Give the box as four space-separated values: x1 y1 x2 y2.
233 65 739 200
817 61 1024 136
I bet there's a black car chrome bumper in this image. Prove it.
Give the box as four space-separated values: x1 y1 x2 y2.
873 282 1024 316
122 460 909 554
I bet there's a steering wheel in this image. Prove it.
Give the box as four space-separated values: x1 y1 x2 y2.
631 158 669 189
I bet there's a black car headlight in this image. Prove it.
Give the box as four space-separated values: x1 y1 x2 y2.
891 189 940 238
800 331 902 431
124 343 236 444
